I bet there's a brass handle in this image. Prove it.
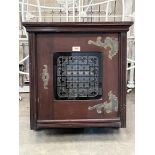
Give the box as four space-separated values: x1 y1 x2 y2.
42 65 49 89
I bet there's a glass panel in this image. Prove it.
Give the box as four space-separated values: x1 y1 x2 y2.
53 52 103 100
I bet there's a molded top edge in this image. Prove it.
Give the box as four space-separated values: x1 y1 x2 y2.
22 21 133 27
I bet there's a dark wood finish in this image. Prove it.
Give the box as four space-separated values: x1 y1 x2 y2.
22 22 132 32
28 33 37 130
23 22 133 130
36 33 118 120
119 32 128 127
37 122 121 129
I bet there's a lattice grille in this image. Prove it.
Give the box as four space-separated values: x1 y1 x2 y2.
54 52 103 100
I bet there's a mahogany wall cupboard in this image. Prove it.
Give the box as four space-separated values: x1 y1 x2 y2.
23 22 133 130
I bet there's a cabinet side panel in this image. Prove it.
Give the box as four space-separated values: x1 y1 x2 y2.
29 33 37 130
118 32 127 128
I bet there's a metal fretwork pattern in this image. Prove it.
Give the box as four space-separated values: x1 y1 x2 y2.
54 52 103 100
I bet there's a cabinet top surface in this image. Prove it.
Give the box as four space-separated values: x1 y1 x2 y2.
23 22 133 27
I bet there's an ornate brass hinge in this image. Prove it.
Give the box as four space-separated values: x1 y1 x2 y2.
42 65 49 89
88 36 118 60
88 90 118 114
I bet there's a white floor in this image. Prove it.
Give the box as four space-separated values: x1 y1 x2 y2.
19 92 135 155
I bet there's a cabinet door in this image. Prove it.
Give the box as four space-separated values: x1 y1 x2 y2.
36 33 119 121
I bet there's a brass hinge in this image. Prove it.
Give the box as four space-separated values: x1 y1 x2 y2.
88 90 118 114
88 36 118 60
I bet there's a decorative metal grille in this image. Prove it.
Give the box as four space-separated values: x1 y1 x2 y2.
54 52 103 100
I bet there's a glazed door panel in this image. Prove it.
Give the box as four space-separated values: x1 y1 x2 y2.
36 33 119 120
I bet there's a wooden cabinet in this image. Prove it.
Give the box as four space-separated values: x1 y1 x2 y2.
23 22 133 130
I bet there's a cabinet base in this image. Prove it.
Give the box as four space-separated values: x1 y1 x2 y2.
36 122 121 129
31 118 123 130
